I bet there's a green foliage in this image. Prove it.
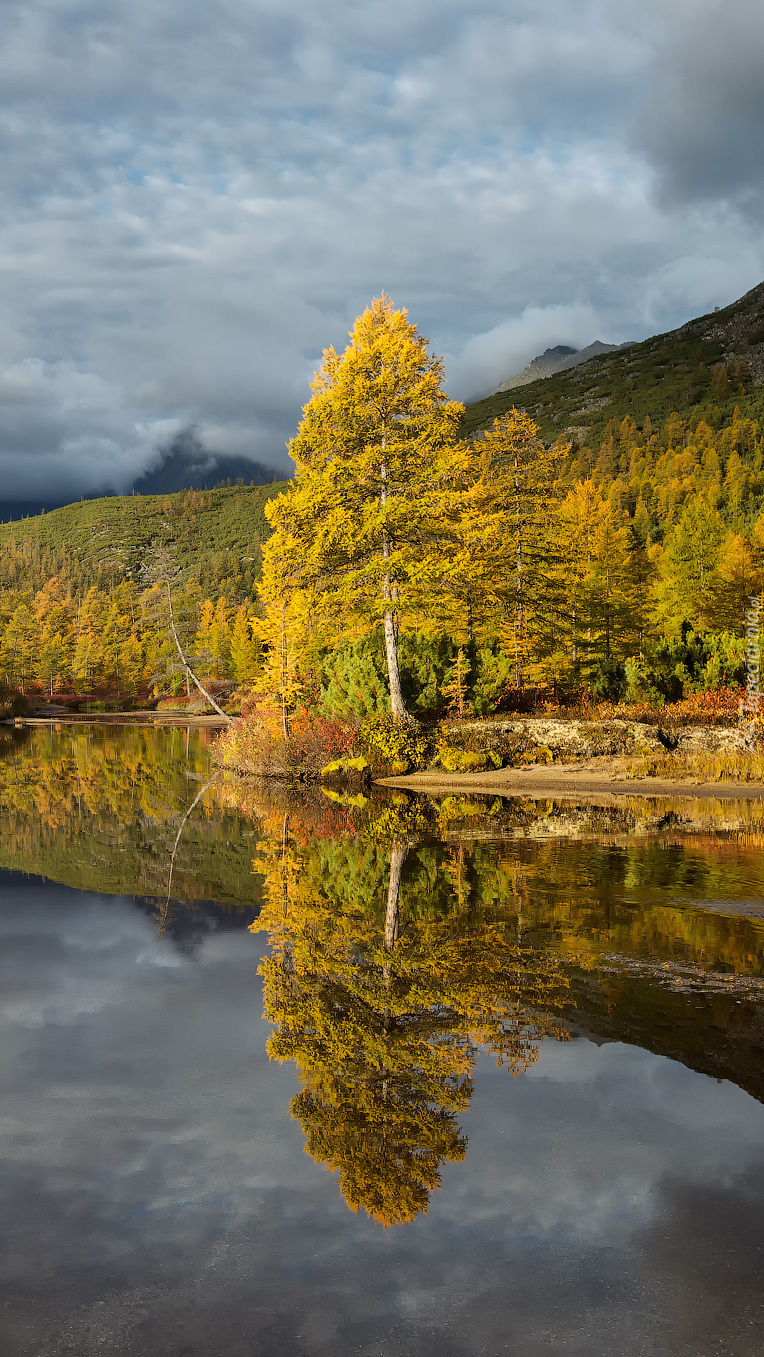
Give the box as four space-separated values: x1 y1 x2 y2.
589 656 627 702
319 630 465 722
400 633 456 717
318 635 391 720
625 627 746 704
471 647 514 715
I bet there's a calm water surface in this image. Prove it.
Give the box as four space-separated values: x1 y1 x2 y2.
2 725 764 1355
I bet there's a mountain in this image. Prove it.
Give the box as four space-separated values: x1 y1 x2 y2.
0 428 285 525
0 482 289 595
130 428 281 495
464 281 764 445
493 340 631 393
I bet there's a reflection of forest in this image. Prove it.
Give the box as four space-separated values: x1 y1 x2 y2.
0 725 262 909
237 784 764 1223
6 736 764 1208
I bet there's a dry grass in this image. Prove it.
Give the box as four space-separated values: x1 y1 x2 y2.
500 686 743 727
625 748 764 783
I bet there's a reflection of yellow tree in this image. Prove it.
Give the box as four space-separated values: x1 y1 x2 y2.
252 805 570 1225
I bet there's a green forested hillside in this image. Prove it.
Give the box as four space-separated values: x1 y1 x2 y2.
464 280 764 452
0 483 287 595
0 484 288 701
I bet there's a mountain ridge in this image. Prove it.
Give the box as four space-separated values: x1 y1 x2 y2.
493 340 632 393
464 280 764 445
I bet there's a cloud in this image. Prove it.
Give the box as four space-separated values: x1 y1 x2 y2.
446 301 609 403
0 1 763 502
635 0 764 208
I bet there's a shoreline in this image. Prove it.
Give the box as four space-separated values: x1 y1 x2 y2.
2 712 229 728
377 763 764 802
8 720 764 801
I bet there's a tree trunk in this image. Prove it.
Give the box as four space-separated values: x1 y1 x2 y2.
380 448 410 721
383 841 409 1003
167 582 232 723
384 606 408 719
384 842 407 950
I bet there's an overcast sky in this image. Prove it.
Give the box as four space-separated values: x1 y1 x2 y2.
1 0 764 501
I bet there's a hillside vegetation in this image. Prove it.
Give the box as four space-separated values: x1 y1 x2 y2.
0 484 287 703
464 281 764 451
0 483 286 594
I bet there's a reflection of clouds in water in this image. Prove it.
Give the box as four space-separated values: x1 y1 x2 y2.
2 875 764 1355
439 1042 764 1248
0 890 185 1029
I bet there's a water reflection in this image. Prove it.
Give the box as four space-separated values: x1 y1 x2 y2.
250 799 569 1223
3 732 764 1349
0 724 260 913
221 781 764 1222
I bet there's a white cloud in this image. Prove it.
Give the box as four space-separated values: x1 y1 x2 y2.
447 302 609 403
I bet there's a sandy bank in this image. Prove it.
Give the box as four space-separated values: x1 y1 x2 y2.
378 758 764 802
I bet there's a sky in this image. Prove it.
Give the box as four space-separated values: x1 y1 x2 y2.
1 0 764 502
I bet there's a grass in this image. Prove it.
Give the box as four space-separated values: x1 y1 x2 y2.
625 749 764 783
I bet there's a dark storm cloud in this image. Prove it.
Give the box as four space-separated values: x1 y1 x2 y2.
636 0 764 208
0 1 762 501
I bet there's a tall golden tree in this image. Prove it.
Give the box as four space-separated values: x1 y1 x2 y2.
261 295 466 720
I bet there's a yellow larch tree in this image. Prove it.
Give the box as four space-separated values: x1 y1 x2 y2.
260 295 467 720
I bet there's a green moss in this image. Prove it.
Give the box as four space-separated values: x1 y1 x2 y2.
438 746 490 772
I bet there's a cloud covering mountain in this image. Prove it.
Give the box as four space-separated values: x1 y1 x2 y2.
1 0 763 503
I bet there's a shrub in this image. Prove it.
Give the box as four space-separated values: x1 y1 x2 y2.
218 703 355 778
436 746 490 772
357 713 432 774
317 637 391 721
285 709 356 775
471 648 515 715
589 656 627 701
318 630 467 721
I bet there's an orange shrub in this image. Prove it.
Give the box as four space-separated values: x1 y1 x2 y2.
218 702 355 778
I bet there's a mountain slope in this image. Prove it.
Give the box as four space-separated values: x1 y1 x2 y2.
464 282 764 446
0 483 288 596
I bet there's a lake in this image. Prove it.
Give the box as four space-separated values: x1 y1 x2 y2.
1 724 764 1355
